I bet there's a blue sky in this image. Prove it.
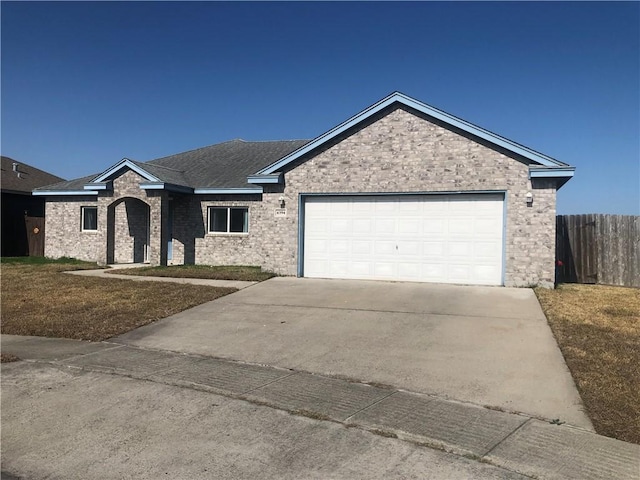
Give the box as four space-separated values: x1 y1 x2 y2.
2 1 638 214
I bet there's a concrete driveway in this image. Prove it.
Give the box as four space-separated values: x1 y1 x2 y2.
115 277 592 429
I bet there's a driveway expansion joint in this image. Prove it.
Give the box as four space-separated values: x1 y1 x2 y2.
217 301 523 321
343 390 399 423
480 418 533 458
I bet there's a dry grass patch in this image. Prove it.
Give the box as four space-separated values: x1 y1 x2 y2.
535 283 639 444
1 353 20 363
1 261 236 341
107 264 275 282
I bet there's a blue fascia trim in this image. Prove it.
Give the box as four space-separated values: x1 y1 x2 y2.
92 158 160 183
298 194 305 277
247 173 283 184
257 92 569 176
32 190 98 196
300 189 507 197
529 167 576 178
83 181 111 191
501 193 508 286
139 182 194 194
193 187 263 195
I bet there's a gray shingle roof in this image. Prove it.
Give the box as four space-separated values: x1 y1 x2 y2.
1 156 65 194
33 174 97 192
35 139 309 192
145 139 309 188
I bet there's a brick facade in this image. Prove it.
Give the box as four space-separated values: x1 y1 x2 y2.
43 106 557 287
268 107 557 287
45 196 101 260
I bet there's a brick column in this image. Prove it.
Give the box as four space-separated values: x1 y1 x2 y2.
96 194 110 266
148 191 168 266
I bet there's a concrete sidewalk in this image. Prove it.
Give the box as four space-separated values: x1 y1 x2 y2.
65 268 257 289
2 335 638 480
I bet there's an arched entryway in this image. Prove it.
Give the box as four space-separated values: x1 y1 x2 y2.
106 197 150 264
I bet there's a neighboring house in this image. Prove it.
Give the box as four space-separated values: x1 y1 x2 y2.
1 156 64 256
34 92 574 287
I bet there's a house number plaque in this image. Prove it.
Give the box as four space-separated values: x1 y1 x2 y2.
274 208 287 218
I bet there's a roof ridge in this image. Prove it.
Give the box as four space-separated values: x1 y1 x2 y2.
238 139 310 144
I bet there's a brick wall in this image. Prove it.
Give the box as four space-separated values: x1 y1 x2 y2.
252 107 556 287
45 196 101 261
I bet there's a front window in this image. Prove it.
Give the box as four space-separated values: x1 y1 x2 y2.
208 207 248 234
81 206 98 231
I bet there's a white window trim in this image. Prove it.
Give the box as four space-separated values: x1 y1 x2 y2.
81 206 98 232
207 206 249 235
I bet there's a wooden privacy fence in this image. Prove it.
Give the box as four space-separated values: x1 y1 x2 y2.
556 214 640 288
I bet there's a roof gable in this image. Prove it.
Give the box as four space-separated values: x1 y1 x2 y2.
249 92 574 186
91 158 160 183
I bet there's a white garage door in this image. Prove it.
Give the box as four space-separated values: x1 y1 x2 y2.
303 194 504 286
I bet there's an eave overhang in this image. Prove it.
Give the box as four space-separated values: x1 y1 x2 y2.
83 181 111 191
247 173 283 185
32 190 99 196
193 187 263 195
139 182 194 194
529 166 575 189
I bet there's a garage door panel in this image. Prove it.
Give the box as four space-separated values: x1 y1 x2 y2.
375 202 396 213
449 264 472 281
476 218 501 235
353 218 373 234
327 261 349 276
423 219 446 233
449 218 474 234
330 219 349 234
306 218 328 233
398 263 420 279
375 241 396 255
350 262 373 276
400 201 421 213
398 241 420 256
422 199 446 213
304 194 503 285
398 218 420 234
374 262 395 277
475 241 501 259
352 200 375 213
423 241 446 256
449 241 472 258
375 218 395 234
328 239 349 254
422 263 447 281
352 240 373 254
306 238 328 253
474 266 500 285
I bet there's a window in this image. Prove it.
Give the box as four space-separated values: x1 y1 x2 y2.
81 206 98 231
208 207 249 234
